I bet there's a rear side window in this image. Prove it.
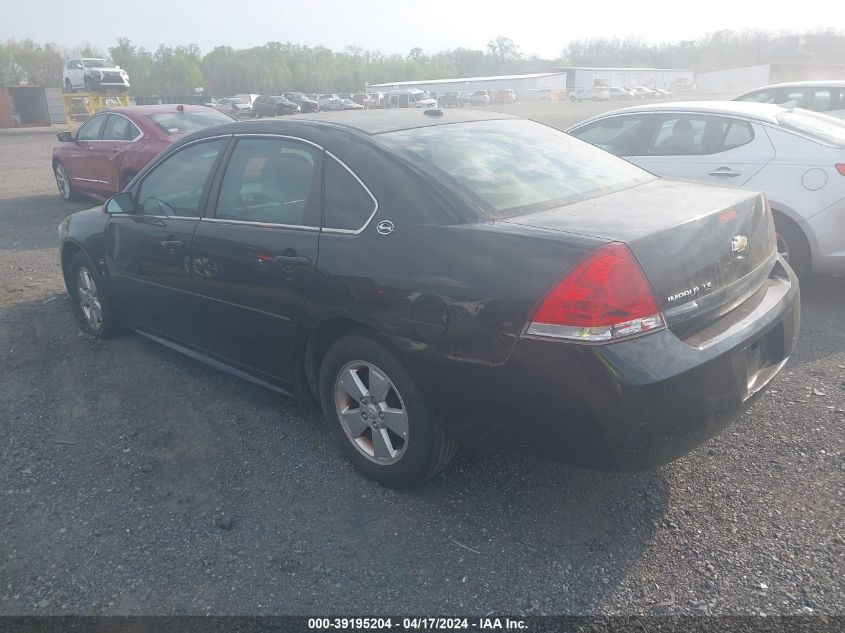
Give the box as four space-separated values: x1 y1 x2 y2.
378 119 653 218
322 156 377 231
102 114 140 141
215 138 320 226
136 139 226 217
76 114 106 141
570 115 652 155
148 110 232 135
645 115 753 155
777 109 845 147
721 120 754 151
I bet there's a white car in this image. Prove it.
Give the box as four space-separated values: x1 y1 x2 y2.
63 58 130 92
385 89 438 109
569 88 609 102
735 80 845 119
568 101 845 277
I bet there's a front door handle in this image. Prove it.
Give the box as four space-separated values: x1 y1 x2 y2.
708 167 742 177
273 254 311 266
161 239 184 253
111 147 120 153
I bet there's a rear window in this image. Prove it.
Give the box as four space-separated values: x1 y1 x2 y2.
776 109 845 147
148 110 233 135
377 119 654 218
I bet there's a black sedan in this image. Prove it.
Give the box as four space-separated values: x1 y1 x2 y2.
57 109 800 487
283 92 320 113
253 95 300 117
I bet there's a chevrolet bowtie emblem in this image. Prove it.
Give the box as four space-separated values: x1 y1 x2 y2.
731 235 748 253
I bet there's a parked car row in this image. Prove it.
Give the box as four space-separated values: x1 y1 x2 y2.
571 86 673 102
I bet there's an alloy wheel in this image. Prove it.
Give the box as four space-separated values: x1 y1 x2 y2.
76 267 103 331
55 163 71 200
334 360 409 465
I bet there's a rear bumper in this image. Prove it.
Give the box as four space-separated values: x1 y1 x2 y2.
433 259 800 470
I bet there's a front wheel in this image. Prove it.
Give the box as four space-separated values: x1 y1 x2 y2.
319 334 457 487
67 251 122 338
54 161 78 201
64 78 74 93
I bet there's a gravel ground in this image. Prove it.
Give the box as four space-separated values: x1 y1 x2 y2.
0 104 843 616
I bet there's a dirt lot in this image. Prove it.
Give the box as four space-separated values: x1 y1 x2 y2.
0 102 843 616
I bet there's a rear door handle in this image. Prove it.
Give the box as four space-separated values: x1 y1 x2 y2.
161 239 184 253
708 167 742 177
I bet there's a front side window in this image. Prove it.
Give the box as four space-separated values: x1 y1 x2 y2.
323 156 376 231
102 114 140 141
736 89 780 104
215 138 320 226
570 115 652 156
136 139 226 217
76 114 107 141
378 119 654 218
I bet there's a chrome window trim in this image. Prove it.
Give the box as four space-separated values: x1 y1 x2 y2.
101 112 143 142
321 150 379 235
200 217 320 232
231 132 324 151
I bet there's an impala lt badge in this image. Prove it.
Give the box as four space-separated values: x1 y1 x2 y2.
731 235 748 253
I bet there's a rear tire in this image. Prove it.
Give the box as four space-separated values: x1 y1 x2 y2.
67 251 122 338
774 215 812 279
319 333 457 487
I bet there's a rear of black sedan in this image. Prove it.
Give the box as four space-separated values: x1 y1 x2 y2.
58 110 799 487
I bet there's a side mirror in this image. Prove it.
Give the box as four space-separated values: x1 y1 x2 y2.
57 131 73 143
104 191 135 214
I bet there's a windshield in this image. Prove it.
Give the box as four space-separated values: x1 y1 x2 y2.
411 93 428 102
378 119 654 218
777 108 845 146
83 59 110 68
148 110 233 135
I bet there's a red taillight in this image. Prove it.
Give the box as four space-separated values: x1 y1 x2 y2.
835 164 845 176
527 243 664 342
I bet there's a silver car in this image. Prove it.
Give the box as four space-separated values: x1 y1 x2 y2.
735 81 845 119
568 101 845 277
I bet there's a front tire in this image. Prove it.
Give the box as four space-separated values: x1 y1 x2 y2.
54 161 78 201
64 78 74 93
319 334 457 487
67 251 122 338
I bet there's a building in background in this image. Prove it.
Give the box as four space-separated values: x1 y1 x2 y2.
548 67 694 91
695 62 845 95
368 72 567 99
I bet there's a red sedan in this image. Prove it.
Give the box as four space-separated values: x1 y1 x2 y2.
52 104 234 201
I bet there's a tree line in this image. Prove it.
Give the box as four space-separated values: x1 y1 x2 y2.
0 30 843 96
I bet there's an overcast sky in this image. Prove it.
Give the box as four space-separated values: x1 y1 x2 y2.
3 0 844 58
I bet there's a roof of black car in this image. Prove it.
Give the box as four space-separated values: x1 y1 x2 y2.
261 108 517 135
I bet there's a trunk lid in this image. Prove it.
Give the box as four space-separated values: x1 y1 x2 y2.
505 179 777 332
